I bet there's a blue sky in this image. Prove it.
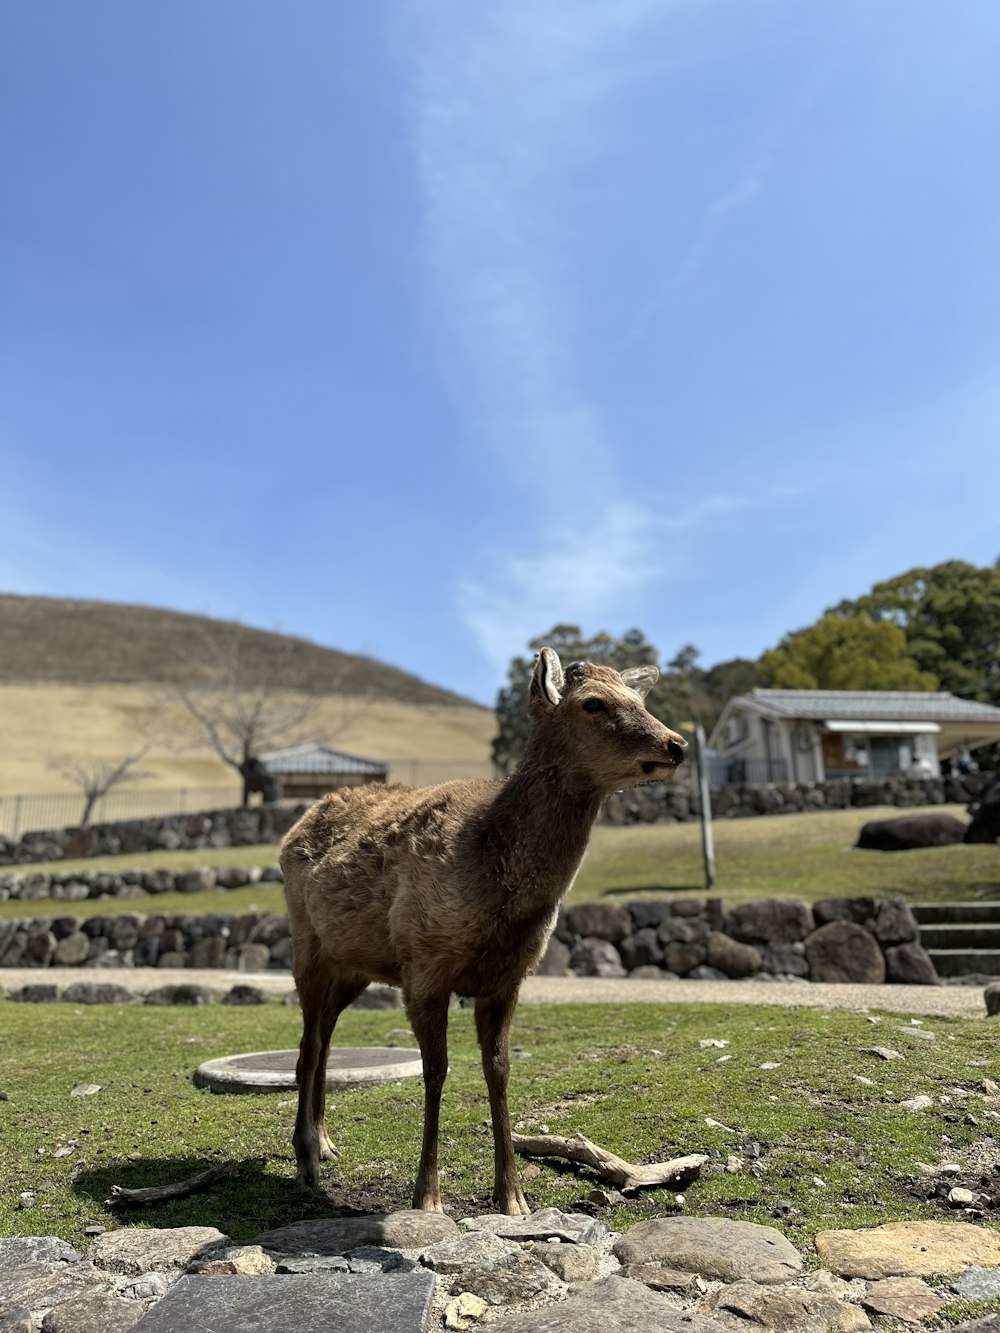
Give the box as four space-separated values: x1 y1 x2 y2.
3 1 999 704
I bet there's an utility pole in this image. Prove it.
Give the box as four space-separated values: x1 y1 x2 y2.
691 720 716 890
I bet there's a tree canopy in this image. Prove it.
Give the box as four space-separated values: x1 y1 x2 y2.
757 612 939 691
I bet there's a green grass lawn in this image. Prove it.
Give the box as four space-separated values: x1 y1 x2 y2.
2 999 999 1282
2 805 995 923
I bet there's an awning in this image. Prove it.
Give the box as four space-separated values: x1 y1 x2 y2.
823 720 940 735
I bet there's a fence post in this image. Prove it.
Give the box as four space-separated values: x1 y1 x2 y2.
693 722 716 891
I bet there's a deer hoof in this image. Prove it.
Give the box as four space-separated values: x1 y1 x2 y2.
295 1163 321 1189
496 1189 531 1217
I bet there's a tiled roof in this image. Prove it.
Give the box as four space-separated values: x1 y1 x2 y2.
740 689 1000 724
261 742 387 775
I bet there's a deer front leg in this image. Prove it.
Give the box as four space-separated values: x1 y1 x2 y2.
407 990 451 1212
475 987 530 1216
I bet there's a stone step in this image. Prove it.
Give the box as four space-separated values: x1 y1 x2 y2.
919 924 1000 950
133 1272 436 1333
925 948 1000 978
913 902 1000 924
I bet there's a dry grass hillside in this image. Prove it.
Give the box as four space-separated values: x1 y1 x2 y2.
0 596 493 795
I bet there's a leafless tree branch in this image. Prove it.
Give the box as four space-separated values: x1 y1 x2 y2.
47 745 155 827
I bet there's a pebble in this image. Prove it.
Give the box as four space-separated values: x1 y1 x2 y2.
948 1187 977 1207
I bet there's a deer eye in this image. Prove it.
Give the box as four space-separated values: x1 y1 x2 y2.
582 697 608 714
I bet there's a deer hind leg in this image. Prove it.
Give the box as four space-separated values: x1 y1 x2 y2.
475 986 530 1216
292 958 368 1188
405 987 451 1213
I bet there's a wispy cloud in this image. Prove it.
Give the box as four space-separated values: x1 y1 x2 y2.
403 1 704 659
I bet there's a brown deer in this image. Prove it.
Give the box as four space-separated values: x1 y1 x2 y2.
280 648 686 1215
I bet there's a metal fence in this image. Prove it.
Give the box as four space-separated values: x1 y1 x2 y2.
0 760 501 840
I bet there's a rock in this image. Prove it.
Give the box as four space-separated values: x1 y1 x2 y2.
8 985 59 1004
949 1187 978 1206
569 937 626 977
688 965 730 980
484 1274 730 1331
952 1266 1000 1301
41 1291 144 1332
625 1263 699 1291
345 1246 417 1274
953 1316 1000 1333
53 932 90 965
444 1292 489 1329
700 1280 871 1331
899 1095 933 1112
805 922 886 983
760 943 810 977
857 813 968 850
422 1229 561 1306
812 896 876 926
188 1245 275 1275
0 1307 32 1333
176 867 216 893
0 1239 81 1271
885 942 938 985
254 1210 459 1255
461 1208 606 1246
562 902 631 944
861 1276 944 1322
350 985 402 1010
220 985 269 1006
985 982 1000 1017
619 928 665 970
235 943 272 972
612 1217 802 1284
869 899 918 944
664 940 708 975
706 932 761 978
866 1045 903 1060
966 773 1000 844
626 902 673 932
0 1262 106 1320
143 986 215 1007
87 1226 229 1275
275 1256 349 1274
533 937 571 976
215 866 250 889
815 1220 1000 1278
630 964 667 978
724 898 813 945
531 1242 599 1283
189 938 227 968
61 983 135 1005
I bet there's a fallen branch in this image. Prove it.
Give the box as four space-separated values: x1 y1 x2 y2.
511 1132 708 1193
107 1161 234 1207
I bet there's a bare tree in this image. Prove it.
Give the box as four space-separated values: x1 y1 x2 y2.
160 625 367 807
48 747 155 827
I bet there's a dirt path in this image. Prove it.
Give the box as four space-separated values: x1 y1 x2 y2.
1 967 989 1018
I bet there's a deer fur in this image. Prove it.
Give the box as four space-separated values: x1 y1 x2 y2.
280 648 687 1214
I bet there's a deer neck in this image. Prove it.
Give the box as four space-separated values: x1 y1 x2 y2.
490 751 604 910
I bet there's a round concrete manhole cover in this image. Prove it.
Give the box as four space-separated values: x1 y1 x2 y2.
193 1047 423 1095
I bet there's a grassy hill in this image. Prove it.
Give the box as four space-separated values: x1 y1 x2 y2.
0 596 493 796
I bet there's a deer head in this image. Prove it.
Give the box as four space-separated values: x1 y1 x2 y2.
528 647 687 793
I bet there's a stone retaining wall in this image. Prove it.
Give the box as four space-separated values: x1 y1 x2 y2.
0 773 990 867
0 894 938 983
0 862 282 903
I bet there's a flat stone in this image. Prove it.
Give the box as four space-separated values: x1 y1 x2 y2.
953 1266 1000 1301
700 1281 871 1332
87 1227 229 1276
815 1221 1000 1278
421 1231 522 1275
0 1307 32 1333
444 1291 488 1329
120 1273 170 1301
613 1217 803 1284
61 983 135 1005
41 1291 144 1332
448 1249 561 1307
188 1246 275 1276
0 1238 80 1271
485 1274 730 1331
625 1263 700 1291
132 1272 436 1332
220 985 269 1006
193 1047 422 1094
345 1247 417 1274
275 1257 350 1274
143 986 214 1007
254 1210 459 1255
862 1276 945 1322
531 1242 599 1283
0 1262 106 1317
954 1317 1000 1333
460 1208 606 1246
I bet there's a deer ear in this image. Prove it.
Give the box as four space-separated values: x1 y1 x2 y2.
530 648 564 707
620 664 659 700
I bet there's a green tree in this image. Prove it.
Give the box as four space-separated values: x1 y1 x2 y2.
491 625 686 773
835 559 1000 704
758 612 939 691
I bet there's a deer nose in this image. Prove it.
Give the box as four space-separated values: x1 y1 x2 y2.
667 739 687 765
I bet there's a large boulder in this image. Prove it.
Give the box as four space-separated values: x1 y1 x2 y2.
856 814 968 851
562 903 631 945
884 942 938 985
569 938 626 978
706 932 761 979
966 774 1000 845
805 922 886 983
723 898 813 946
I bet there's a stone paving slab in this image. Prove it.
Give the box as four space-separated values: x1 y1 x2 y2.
192 1046 423 1093
2 967 991 1016
131 1272 436 1332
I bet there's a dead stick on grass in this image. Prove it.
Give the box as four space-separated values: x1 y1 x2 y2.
107 1161 235 1207
511 1133 708 1193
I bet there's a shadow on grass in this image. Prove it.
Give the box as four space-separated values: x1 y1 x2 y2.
71 1155 396 1241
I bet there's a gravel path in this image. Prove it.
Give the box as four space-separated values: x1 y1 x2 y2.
1 967 989 1018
